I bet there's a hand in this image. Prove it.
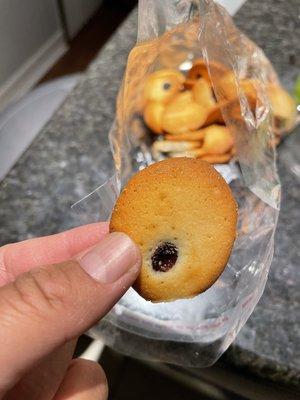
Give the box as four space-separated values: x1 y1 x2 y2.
0 223 141 400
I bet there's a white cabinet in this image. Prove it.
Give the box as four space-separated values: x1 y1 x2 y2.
0 0 103 110
62 0 103 38
0 0 67 111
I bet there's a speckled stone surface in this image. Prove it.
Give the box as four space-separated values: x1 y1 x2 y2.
224 147 300 388
0 15 137 241
0 0 299 390
226 0 300 389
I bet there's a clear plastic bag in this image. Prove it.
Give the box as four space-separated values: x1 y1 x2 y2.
73 0 281 366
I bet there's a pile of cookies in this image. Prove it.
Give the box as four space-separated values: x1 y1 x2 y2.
142 59 296 163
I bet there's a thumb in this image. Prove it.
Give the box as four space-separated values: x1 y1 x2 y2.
0 232 140 395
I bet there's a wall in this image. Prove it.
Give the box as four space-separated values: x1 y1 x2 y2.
62 0 103 38
0 0 66 110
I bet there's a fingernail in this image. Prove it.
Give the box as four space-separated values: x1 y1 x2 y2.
78 232 141 283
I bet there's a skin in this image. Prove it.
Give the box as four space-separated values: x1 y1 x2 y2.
0 223 141 400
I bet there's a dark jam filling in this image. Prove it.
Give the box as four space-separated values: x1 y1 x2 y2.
151 242 178 272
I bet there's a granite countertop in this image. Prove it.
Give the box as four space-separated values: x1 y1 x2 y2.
0 0 299 390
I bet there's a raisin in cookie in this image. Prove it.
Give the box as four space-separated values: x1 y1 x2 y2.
110 157 237 302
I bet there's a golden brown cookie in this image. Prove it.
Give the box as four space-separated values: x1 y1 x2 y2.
162 96 208 135
217 72 258 101
203 102 225 126
152 140 201 153
267 84 296 132
199 152 232 164
192 78 216 109
187 59 228 85
169 150 232 164
143 69 185 104
165 130 205 141
110 158 238 302
203 95 257 127
170 90 194 105
144 102 165 134
199 125 234 155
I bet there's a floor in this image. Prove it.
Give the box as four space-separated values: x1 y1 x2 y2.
73 337 250 400
40 0 136 83
108 359 208 400
98 347 248 400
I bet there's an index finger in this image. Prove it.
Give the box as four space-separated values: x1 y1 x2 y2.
0 222 109 286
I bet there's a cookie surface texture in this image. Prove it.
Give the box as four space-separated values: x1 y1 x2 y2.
110 157 237 302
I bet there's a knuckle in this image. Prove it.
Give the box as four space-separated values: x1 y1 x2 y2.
9 264 76 317
0 244 14 283
89 362 108 399
71 359 108 398
85 360 107 383
31 265 74 309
